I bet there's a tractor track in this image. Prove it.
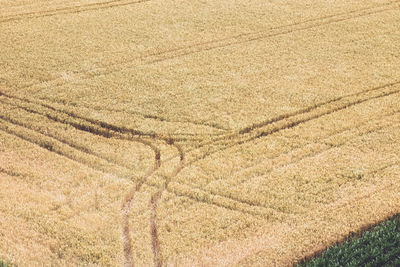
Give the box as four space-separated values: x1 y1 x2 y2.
0 111 287 218
36 95 229 133
0 116 164 267
3 90 396 222
0 97 211 142
149 142 184 267
0 89 185 267
0 91 203 142
326 161 400 213
140 80 400 165
0 105 287 219
166 183 297 219
0 102 165 183
0 121 104 173
209 81 400 143
128 0 400 70
1 91 183 266
0 95 175 266
231 108 400 179
0 166 27 178
151 83 400 215
0 104 141 172
128 0 399 70
0 0 151 23
121 138 160 267
9 1 400 95
168 157 399 222
1 78 399 266
164 109 400 218
0 117 126 175
66 80 399 219
1 1 399 265
157 81 400 160
184 81 400 165
1 102 395 223
144 83 399 266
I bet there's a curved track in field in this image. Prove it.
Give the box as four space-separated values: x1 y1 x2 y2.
0 90 191 266
2 75 399 266
121 139 160 267
0 0 151 23
149 142 184 267
2 77 400 265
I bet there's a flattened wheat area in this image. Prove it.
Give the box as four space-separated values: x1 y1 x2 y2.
0 0 399 266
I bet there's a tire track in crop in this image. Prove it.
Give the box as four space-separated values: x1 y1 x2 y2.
122 1 400 68
0 114 121 173
8 84 396 256
212 80 400 143
0 116 163 267
149 141 184 267
168 115 396 215
0 167 26 178
237 84 400 135
0 108 158 179
76 0 400 73
0 102 394 224
121 139 160 267
235 121 398 207
0 0 150 23
2 101 275 221
97 81 400 219
0 91 200 143
0 120 104 173
37 95 229 133
136 84 400 264
141 176 282 218
11 97 209 142
3 81 400 265
0 89 185 267
163 85 400 213
0 101 142 172
1 92 180 267
233 108 400 179
1 90 176 267
186 81 400 165
130 80 400 166
11 1 400 95
166 183 295 219
164 110 400 221
125 81 400 214
326 161 400 212
2 81 398 267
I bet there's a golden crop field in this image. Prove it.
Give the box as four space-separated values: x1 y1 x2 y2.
1 0 400 266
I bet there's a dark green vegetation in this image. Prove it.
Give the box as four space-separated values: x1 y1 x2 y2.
300 215 400 267
0 260 9 267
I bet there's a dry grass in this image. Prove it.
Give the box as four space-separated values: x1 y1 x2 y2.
1 0 400 266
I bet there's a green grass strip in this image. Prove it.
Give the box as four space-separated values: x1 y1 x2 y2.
299 215 400 267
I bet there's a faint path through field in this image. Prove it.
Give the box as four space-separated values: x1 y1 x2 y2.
0 0 151 23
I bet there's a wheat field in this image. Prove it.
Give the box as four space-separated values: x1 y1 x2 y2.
0 0 400 266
